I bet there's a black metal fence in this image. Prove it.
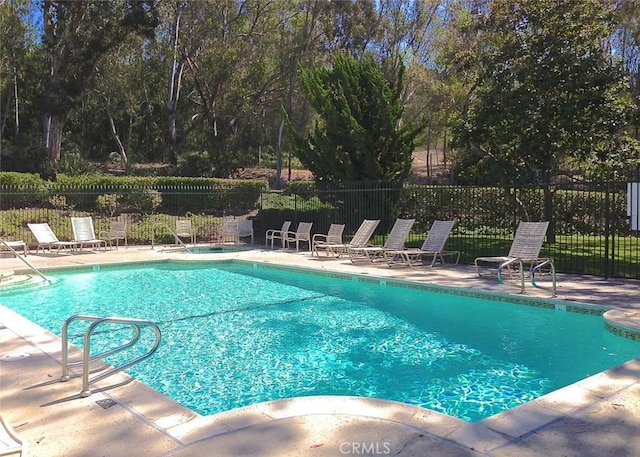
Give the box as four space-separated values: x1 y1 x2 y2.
1 181 639 279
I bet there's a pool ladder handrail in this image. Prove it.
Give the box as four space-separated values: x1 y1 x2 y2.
150 221 192 253
0 237 50 284
60 314 161 397
497 257 557 296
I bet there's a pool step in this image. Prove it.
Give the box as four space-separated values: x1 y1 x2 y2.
0 271 14 282
0 271 41 287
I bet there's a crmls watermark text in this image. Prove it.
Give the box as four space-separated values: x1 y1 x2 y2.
339 442 392 455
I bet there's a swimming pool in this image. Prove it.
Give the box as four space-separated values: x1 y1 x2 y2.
1 260 638 422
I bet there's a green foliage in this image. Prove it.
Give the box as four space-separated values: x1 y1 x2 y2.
128 189 162 214
452 0 638 185
48 194 73 212
96 193 120 216
291 53 426 184
56 151 93 176
0 171 48 208
176 151 212 177
0 172 267 214
0 171 45 187
0 137 47 173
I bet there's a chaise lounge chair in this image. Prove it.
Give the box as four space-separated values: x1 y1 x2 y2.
475 221 555 295
265 221 291 249
385 220 459 267
0 413 25 457
28 222 78 253
348 218 415 262
283 222 313 251
321 219 381 258
311 224 345 256
0 239 28 256
71 217 108 251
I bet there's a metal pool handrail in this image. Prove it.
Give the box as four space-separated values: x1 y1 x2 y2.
0 237 49 283
151 221 192 253
497 257 557 296
60 314 161 397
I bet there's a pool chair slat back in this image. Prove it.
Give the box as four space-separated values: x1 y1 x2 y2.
326 224 345 244
237 220 254 244
279 221 292 233
383 219 415 250
220 218 239 239
71 217 98 242
420 220 456 252
350 219 380 248
507 221 549 260
294 222 313 241
27 223 59 243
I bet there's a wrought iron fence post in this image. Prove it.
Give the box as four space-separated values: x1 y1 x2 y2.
604 182 611 279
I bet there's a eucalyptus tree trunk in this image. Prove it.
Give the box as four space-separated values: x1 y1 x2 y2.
42 113 65 163
275 1 321 188
165 6 184 165
106 104 129 171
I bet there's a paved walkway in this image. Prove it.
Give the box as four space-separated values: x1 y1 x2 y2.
1 246 640 457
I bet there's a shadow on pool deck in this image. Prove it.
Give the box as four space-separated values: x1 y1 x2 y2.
1 246 640 457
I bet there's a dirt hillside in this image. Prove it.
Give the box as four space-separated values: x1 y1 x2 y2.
233 150 448 184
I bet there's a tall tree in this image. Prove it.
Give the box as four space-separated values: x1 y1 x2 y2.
0 0 30 138
274 0 323 187
452 0 637 185
40 0 158 163
613 0 640 143
291 53 425 183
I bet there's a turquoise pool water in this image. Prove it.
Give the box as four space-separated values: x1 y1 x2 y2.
1 261 638 422
163 245 251 254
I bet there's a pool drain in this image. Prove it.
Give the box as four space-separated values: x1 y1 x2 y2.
96 399 117 409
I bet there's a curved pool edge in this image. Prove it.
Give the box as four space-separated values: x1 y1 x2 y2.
0 303 474 454
3 300 640 457
2 247 640 456
604 308 640 341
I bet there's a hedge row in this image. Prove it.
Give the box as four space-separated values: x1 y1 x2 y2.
0 172 268 215
287 181 631 237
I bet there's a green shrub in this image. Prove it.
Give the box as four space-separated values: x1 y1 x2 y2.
96 194 120 216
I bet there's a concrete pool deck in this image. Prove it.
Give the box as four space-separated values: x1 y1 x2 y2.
1 245 640 457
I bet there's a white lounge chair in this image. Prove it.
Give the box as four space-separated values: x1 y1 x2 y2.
348 218 415 262
283 222 313 251
475 221 555 294
0 239 28 256
175 219 196 245
312 224 345 256
27 223 78 253
385 220 459 267
322 219 381 258
265 221 291 249
0 413 25 457
98 220 127 249
71 217 107 251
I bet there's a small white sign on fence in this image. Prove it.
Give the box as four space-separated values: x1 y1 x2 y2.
627 183 640 230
